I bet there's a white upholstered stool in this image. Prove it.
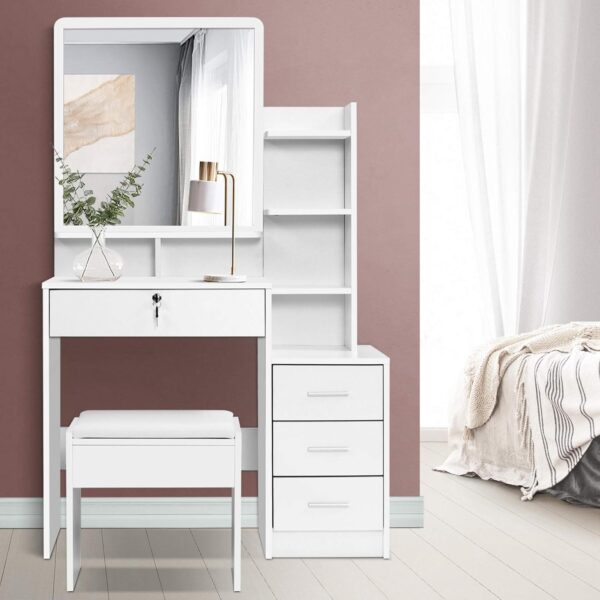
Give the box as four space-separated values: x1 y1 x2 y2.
66 410 241 592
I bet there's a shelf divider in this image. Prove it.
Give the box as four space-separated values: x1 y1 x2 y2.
264 208 351 216
264 129 351 140
272 287 352 296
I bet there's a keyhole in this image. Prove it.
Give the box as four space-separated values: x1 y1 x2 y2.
152 293 162 319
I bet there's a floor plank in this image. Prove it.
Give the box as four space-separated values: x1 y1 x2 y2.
532 494 600 537
242 529 331 600
423 480 599 599
0 531 12 585
0 529 56 600
353 553 443 600
416 512 551 600
102 528 164 599
53 529 108 600
147 529 219 599
390 528 497 600
304 557 388 600
421 446 600 591
191 529 276 600
421 444 600 562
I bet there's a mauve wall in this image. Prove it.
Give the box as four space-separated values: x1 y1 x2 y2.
0 0 419 497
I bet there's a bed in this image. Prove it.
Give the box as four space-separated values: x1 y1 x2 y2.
438 330 600 507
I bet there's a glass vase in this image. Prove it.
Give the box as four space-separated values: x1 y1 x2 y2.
73 226 123 282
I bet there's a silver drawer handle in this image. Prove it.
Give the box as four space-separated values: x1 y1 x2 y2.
307 502 350 509
307 446 350 453
306 391 349 397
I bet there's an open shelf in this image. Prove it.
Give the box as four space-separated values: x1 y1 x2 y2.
272 345 385 364
264 208 351 216
264 130 351 140
272 286 352 295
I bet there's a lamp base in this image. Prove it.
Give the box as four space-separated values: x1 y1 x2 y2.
202 274 247 283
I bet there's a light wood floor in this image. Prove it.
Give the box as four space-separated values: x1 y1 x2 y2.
2 443 600 599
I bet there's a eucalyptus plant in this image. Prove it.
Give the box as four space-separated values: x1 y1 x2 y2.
55 148 155 227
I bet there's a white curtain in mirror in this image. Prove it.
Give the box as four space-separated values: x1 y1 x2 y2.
179 29 254 226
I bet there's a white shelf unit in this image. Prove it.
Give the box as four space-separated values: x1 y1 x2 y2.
260 105 389 560
263 104 357 350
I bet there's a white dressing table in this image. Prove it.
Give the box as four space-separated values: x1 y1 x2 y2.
47 17 394 563
42 277 272 558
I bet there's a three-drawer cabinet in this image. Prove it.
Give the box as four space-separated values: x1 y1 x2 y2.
268 348 390 558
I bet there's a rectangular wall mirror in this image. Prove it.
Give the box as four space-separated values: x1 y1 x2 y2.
54 18 264 238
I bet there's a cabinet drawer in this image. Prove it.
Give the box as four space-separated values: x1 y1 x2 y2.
273 365 383 420
49 289 265 337
273 421 383 476
273 477 383 531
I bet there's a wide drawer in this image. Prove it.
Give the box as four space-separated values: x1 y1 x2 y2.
273 476 383 531
71 443 235 488
272 365 383 420
273 421 383 476
50 289 265 337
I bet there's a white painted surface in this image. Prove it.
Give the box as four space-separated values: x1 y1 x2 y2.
264 139 345 210
43 276 271 289
273 421 383 476
264 215 346 287
50 289 265 337
42 290 61 559
264 130 351 140
271 531 385 558
272 295 347 347
271 287 352 295
272 365 383 421
273 477 383 532
72 445 236 488
264 208 351 216
66 417 242 592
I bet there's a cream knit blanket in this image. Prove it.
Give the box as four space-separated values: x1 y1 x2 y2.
465 322 600 434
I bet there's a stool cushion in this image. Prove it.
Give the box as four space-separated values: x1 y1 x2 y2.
71 410 236 439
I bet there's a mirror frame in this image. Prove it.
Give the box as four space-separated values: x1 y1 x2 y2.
53 17 264 239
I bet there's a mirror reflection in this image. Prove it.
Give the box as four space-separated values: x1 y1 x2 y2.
62 27 255 227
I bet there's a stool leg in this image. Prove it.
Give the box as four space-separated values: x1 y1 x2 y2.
232 427 242 592
66 430 81 592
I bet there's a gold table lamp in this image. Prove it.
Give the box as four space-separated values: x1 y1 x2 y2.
188 161 247 283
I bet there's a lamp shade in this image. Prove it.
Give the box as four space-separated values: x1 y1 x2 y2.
188 179 223 214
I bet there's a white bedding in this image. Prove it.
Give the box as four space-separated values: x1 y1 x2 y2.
439 357 532 486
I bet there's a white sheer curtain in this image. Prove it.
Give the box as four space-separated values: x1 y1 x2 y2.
519 2 581 331
180 29 254 227
450 0 581 337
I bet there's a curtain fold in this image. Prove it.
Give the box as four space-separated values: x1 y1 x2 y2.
450 0 581 337
176 35 195 225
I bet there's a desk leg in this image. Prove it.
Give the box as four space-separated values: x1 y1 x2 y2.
43 290 61 559
257 290 272 558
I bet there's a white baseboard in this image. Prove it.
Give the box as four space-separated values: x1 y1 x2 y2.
420 427 448 442
0 496 423 529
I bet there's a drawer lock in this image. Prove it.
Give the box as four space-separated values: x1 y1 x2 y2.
152 293 162 321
